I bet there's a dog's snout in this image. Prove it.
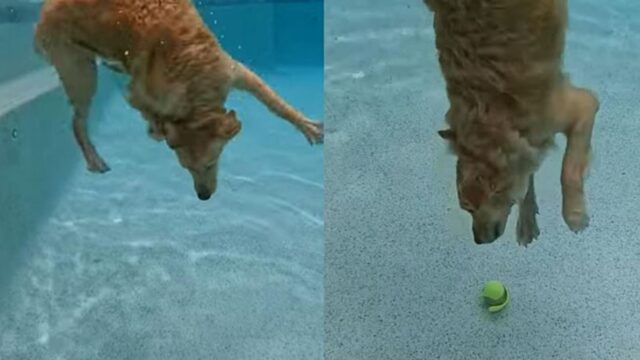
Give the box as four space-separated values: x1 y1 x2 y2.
493 223 502 239
473 228 483 244
473 222 504 245
197 191 212 201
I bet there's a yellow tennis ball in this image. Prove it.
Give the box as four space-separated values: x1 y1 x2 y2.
482 281 509 313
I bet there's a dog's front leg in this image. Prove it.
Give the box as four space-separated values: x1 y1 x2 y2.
516 174 540 246
555 84 599 232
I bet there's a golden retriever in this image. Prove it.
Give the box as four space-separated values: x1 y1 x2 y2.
424 0 599 245
34 0 323 200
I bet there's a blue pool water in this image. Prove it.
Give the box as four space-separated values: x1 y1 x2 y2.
0 1 323 359
325 0 640 359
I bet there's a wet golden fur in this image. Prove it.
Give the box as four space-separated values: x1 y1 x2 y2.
34 0 323 200
425 0 599 245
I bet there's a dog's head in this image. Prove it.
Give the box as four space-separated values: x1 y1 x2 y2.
161 109 241 200
439 128 533 244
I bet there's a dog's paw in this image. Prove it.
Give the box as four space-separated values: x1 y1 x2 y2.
564 210 589 233
516 210 540 247
87 156 111 174
561 179 589 233
299 121 324 145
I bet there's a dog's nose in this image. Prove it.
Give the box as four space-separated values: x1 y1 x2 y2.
197 191 211 201
473 228 484 244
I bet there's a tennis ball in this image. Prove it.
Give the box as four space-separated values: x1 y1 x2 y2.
482 280 509 313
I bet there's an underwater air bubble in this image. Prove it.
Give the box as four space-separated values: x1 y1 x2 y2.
11 129 18 140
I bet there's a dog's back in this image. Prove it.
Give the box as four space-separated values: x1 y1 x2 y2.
428 0 567 117
36 0 209 68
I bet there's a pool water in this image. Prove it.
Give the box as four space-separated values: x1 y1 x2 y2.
325 0 640 358
0 1 323 360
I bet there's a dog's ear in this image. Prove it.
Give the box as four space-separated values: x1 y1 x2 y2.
163 122 184 149
147 121 166 142
189 110 241 139
216 110 242 139
438 129 456 141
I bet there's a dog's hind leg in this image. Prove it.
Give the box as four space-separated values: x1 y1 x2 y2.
231 61 323 145
48 45 110 173
517 174 540 246
552 81 599 233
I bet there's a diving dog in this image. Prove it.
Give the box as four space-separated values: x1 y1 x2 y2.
35 0 323 200
425 0 599 245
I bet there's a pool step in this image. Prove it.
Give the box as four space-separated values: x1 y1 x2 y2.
0 66 59 119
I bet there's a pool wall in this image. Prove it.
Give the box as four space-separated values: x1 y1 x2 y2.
0 7 72 292
193 1 323 68
0 0 323 67
0 67 115 297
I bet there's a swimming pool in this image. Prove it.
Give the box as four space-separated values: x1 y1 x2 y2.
0 1 323 359
325 0 640 358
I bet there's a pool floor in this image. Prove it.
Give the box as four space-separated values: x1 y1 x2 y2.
325 0 640 358
0 66 323 360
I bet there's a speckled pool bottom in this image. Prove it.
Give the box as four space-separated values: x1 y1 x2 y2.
325 0 640 358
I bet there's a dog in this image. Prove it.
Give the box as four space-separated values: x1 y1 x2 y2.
424 0 599 245
34 0 323 201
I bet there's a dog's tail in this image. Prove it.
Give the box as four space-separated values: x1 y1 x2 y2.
231 61 323 145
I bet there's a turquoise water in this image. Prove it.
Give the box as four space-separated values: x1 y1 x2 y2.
0 1 323 359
